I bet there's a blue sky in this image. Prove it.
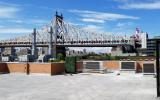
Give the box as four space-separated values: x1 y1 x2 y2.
0 0 160 41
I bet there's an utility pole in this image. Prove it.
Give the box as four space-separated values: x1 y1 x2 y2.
156 40 160 97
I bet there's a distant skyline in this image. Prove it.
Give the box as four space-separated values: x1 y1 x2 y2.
0 0 159 53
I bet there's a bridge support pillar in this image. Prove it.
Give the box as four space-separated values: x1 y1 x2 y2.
38 47 48 55
56 47 66 58
48 26 54 58
31 28 38 59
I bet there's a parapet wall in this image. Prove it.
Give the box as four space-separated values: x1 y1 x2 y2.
103 61 120 70
102 60 155 72
0 60 156 75
78 60 155 72
0 62 65 75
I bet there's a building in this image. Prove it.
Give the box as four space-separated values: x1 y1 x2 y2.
110 28 160 57
111 28 148 56
138 36 160 56
66 49 87 56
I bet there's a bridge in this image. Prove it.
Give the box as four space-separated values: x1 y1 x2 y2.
0 12 142 61
0 42 132 47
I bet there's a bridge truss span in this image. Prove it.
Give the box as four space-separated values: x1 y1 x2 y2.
0 11 141 60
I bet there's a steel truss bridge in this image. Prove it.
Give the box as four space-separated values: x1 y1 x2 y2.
0 12 138 58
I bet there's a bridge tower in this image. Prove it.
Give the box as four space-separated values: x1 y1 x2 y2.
52 12 66 58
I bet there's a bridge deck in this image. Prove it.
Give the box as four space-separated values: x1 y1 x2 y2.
0 40 132 47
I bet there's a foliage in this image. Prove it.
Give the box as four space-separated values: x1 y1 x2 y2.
49 59 60 62
76 56 82 61
154 51 160 56
80 53 122 60
48 53 65 62
57 53 65 60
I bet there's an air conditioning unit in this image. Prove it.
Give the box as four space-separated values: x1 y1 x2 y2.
143 62 155 75
83 61 106 73
120 61 136 73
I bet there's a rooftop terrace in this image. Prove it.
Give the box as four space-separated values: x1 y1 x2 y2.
0 73 157 100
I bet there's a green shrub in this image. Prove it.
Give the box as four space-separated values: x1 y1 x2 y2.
49 59 60 62
57 53 65 60
76 56 82 61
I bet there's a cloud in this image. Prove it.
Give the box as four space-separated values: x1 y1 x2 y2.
113 0 155 3
7 19 23 24
0 25 4 28
119 1 160 9
81 18 105 23
0 1 19 6
69 9 139 23
116 23 126 27
29 19 49 24
4 19 49 26
0 6 20 18
116 22 134 27
67 22 84 26
0 28 32 34
109 22 136 36
82 25 104 33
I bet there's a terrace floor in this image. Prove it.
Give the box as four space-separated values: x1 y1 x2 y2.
0 73 158 100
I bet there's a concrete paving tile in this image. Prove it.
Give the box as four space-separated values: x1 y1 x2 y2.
0 73 157 100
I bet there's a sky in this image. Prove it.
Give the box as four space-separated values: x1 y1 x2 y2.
0 0 160 53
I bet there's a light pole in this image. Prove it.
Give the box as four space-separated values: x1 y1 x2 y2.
156 40 160 97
